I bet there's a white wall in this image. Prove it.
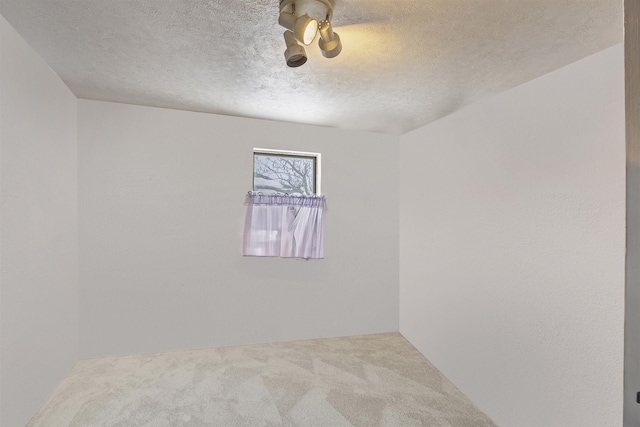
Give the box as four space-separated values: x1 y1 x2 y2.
78 100 399 358
399 44 625 427
0 16 78 427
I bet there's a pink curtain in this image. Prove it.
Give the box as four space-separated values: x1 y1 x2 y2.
243 193 326 259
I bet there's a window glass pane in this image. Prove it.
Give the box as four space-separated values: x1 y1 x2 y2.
254 154 315 196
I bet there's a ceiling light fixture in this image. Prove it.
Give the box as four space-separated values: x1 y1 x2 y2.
279 0 342 68
283 31 308 67
279 12 318 45
318 19 341 58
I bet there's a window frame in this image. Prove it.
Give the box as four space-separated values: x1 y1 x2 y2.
252 148 322 196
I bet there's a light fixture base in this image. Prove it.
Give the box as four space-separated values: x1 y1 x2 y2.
279 0 336 21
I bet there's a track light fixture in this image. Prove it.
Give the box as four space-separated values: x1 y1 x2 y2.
283 31 308 67
279 12 318 45
318 19 341 58
279 0 342 68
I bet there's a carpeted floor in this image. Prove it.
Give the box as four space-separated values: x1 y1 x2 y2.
28 333 495 426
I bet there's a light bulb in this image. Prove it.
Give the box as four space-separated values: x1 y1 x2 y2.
302 19 318 45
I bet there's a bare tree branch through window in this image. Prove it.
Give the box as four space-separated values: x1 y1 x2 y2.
253 154 316 196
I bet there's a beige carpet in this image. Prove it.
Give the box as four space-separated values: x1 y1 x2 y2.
28 333 495 426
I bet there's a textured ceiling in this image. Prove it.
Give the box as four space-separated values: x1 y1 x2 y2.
1 0 622 134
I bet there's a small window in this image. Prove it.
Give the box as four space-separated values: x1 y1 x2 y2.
253 149 321 196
